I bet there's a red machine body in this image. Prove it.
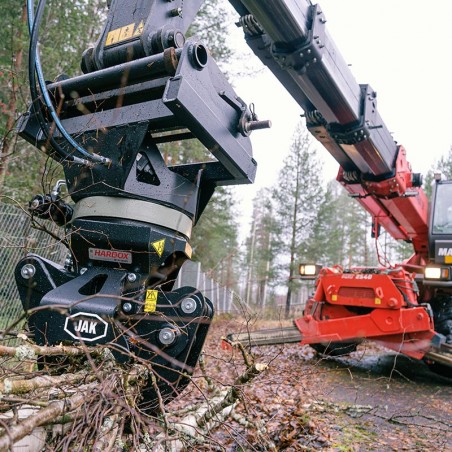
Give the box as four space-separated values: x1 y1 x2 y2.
296 267 435 359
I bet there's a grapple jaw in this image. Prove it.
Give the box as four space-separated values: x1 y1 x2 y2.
16 254 213 410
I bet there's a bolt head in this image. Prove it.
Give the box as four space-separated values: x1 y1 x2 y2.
21 264 36 279
127 273 137 283
170 7 182 17
122 302 133 313
159 328 176 345
181 297 197 314
30 199 40 210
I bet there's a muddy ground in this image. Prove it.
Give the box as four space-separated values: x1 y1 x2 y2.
169 317 452 451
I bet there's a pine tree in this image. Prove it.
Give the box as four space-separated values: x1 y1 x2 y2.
243 188 275 307
308 180 380 268
271 122 324 317
307 181 343 265
190 187 239 289
424 146 452 199
187 0 233 67
1 0 106 200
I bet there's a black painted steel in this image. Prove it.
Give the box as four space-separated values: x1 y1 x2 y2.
16 0 268 408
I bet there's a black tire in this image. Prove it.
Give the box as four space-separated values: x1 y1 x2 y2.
310 341 359 357
425 361 452 379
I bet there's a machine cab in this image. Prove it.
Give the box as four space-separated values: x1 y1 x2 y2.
427 178 452 282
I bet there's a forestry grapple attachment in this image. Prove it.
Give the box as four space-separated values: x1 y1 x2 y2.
16 0 269 409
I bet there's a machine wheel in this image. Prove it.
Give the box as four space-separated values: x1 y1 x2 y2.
425 361 452 379
311 341 359 357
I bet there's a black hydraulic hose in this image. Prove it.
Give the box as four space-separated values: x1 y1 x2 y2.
27 0 111 165
27 0 76 163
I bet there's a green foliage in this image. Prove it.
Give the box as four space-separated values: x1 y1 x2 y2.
187 0 233 67
38 1 106 78
243 187 275 306
306 180 345 266
0 1 28 134
266 122 324 314
423 146 452 199
1 0 106 202
190 187 239 288
271 122 324 275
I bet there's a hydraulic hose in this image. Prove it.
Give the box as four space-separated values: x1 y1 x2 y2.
27 0 110 165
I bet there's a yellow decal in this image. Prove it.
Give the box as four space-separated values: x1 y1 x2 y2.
133 20 144 37
145 290 158 312
332 294 337 301
446 256 452 264
151 238 166 257
105 22 136 46
375 298 382 305
105 28 121 46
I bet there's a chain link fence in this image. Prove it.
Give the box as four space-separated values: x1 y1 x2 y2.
175 260 243 314
0 203 240 328
0 204 68 328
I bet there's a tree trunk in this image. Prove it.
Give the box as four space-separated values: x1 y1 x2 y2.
0 2 27 193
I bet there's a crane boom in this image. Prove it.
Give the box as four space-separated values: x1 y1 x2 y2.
225 0 452 372
230 0 428 259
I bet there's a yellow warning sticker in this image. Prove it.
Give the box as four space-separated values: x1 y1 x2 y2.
133 20 144 37
119 23 134 41
151 239 166 257
332 294 337 301
105 28 121 46
375 298 382 305
105 22 139 47
145 290 158 312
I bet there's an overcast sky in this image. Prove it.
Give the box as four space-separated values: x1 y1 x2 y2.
227 0 452 238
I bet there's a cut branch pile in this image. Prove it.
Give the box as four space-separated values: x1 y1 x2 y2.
0 333 267 451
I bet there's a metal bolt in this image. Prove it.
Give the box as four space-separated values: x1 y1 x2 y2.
80 267 87 275
170 7 182 17
65 255 73 266
123 302 133 313
181 297 197 314
245 120 272 133
127 273 137 283
21 264 36 279
159 328 176 345
30 199 40 210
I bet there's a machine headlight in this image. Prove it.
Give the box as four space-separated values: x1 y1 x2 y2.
425 266 449 280
299 264 322 279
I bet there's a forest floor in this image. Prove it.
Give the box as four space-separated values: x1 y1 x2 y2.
167 316 452 451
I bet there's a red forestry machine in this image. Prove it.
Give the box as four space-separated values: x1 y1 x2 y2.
16 0 450 413
227 0 452 375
